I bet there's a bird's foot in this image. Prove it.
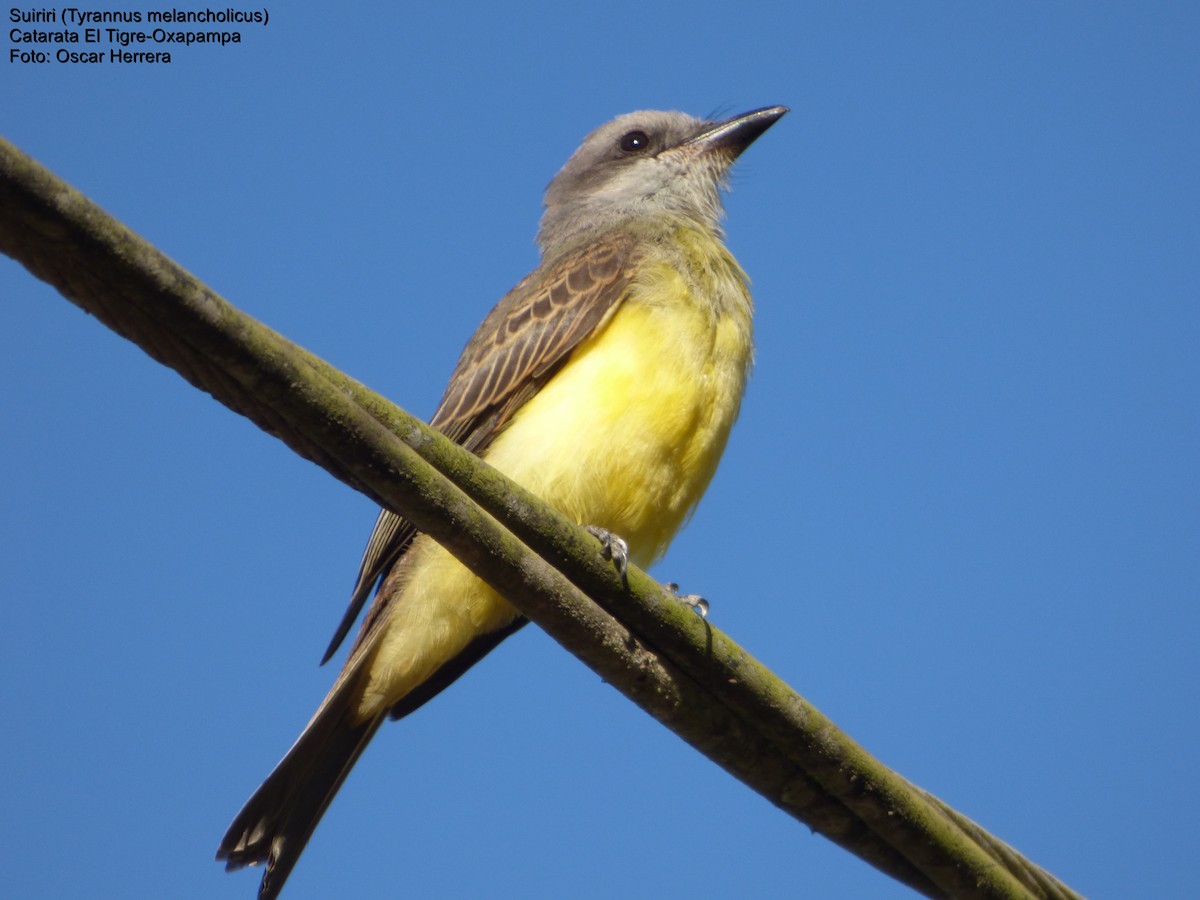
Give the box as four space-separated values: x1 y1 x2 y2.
664 582 709 619
585 526 629 578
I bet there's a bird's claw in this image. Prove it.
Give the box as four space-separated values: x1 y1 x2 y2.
664 582 709 618
585 526 629 578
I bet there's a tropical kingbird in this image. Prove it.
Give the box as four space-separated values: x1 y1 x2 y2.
218 104 787 898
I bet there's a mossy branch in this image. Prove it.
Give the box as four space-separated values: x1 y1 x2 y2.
0 137 1081 900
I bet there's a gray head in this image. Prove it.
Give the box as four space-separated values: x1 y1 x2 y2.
537 106 787 254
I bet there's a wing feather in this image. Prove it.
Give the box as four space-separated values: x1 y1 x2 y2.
320 232 639 663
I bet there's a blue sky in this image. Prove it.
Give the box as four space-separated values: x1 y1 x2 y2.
3 4 1197 898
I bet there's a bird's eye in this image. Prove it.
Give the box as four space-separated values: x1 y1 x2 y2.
618 130 651 153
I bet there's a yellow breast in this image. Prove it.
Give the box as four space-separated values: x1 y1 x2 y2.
484 234 753 565
358 229 753 716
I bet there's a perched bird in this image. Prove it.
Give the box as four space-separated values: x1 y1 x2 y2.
217 104 787 898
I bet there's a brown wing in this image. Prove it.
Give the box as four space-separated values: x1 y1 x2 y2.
319 231 639 664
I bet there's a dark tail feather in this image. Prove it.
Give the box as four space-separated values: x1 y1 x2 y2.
218 617 528 897
217 685 384 900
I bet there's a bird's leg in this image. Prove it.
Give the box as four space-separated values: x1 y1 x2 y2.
585 526 629 578
663 582 709 618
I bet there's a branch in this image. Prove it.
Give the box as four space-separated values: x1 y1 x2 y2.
0 136 1082 900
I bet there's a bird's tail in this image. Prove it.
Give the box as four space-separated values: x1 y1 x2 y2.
216 674 384 900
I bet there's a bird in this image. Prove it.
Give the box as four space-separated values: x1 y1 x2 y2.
217 104 787 898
